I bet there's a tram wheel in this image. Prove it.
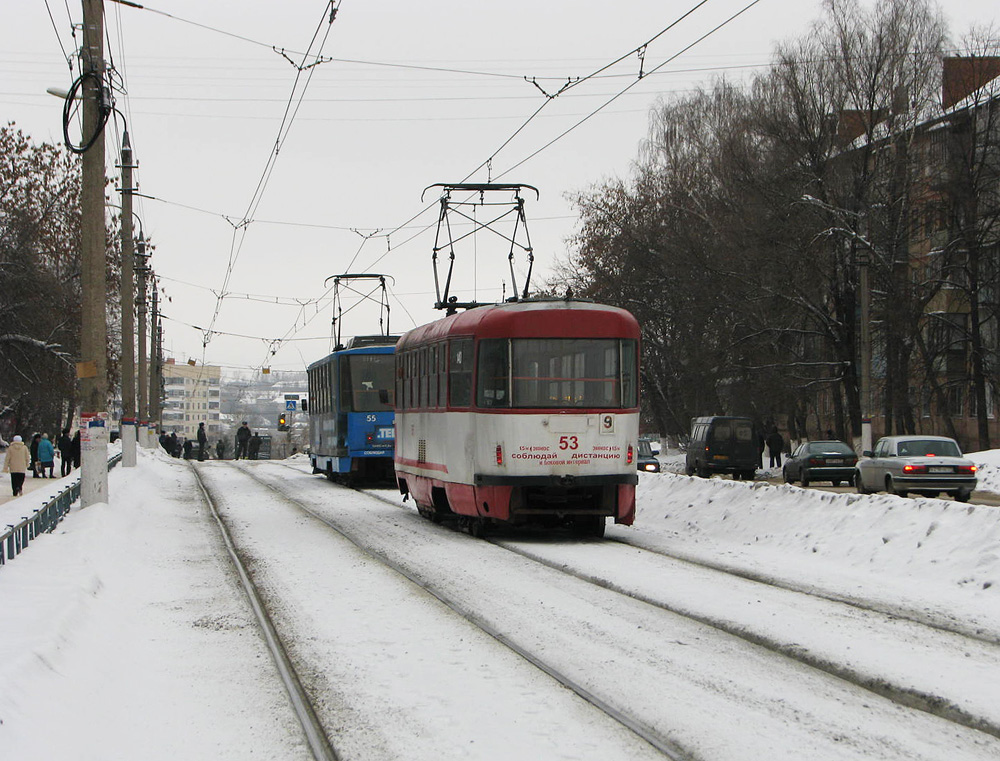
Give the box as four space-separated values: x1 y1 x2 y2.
469 518 489 539
572 515 606 538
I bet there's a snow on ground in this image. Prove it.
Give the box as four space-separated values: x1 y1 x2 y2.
1 445 999 758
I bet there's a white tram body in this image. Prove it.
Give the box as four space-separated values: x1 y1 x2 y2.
394 299 640 534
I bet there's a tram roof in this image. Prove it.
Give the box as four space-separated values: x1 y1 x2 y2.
397 299 639 350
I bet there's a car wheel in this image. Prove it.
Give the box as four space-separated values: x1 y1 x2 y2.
782 467 792 484
855 471 869 495
685 463 695 476
955 490 972 503
886 475 906 497
696 462 709 478
831 480 842 487
800 471 810 487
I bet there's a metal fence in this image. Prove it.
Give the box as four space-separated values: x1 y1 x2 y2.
1 453 123 567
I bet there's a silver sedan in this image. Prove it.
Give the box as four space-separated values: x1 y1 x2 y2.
855 435 977 501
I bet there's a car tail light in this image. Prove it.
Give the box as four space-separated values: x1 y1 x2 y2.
496 444 503 466
958 464 977 474
808 458 822 466
903 464 927 474
627 445 634 465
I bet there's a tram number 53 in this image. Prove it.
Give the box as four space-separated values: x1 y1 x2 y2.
559 436 579 450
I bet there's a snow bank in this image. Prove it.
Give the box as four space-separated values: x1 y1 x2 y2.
634 472 1000 629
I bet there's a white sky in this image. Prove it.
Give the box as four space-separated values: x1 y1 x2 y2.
2 448 1000 758
5 1 998 375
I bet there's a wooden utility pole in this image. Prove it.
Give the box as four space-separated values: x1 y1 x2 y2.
120 131 137 466
80 0 108 505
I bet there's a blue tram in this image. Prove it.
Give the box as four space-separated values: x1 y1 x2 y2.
307 335 399 484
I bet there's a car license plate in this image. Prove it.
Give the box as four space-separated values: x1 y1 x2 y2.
713 454 728 460
929 466 951 473
826 458 844 465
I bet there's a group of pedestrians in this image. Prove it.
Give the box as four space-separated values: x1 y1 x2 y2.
235 421 263 460
2 427 81 497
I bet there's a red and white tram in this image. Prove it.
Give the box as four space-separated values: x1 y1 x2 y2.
393 298 640 537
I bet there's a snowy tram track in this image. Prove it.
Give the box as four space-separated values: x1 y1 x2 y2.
243 461 998 761
194 462 674 761
230 465 688 761
190 464 340 761
484 534 1000 741
353 484 1000 741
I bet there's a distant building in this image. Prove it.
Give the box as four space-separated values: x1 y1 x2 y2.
160 359 222 441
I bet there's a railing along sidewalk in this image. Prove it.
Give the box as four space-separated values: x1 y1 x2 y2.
1 453 123 566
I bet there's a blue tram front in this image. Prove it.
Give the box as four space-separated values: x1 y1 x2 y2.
307 335 399 483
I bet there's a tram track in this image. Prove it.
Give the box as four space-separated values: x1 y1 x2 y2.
190 464 340 761
347 483 1000 743
249 461 1000 759
238 464 691 761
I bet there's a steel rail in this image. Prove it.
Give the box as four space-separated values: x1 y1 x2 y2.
190 465 339 761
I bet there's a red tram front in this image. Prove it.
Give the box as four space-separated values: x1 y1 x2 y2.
394 299 640 536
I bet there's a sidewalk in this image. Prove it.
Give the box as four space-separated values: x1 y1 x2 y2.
0 471 77 508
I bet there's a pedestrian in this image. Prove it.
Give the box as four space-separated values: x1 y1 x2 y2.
29 433 41 477
197 422 207 461
182 438 193 460
767 426 784 469
58 428 74 476
826 428 835 440
71 429 81 468
2 435 31 496
215 440 225 460
248 432 261 460
37 433 56 478
235 421 251 460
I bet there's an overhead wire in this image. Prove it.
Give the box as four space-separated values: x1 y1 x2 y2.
102 0 768 370
203 1 341 362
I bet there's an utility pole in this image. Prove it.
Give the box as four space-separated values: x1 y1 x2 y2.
859 248 873 455
150 286 162 433
79 0 108 506
137 238 149 447
119 131 137 467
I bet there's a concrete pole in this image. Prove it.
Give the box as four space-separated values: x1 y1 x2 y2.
859 249 873 454
80 0 108 506
137 240 149 447
120 132 137 466
150 287 161 433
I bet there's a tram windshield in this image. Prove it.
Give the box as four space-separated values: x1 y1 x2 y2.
340 353 395 412
477 338 637 409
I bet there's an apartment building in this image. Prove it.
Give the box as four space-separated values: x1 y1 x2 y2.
160 359 222 442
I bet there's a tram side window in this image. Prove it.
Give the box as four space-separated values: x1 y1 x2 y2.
438 342 448 407
449 339 473 407
476 339 509 407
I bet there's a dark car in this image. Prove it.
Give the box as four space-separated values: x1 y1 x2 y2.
855 435 977 501
685 416 759 480
636 438 660 473
783 440 858 486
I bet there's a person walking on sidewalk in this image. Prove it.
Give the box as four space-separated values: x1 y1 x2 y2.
29 433 41 477
37 433 56 478
3 435 31 496
58 428 74 476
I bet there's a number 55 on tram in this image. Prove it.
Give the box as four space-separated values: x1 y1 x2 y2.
393 298 640 537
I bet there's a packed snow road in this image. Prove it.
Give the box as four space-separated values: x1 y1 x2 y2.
201 460 1000 760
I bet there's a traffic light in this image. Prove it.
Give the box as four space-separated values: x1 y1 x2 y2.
278 413 288 431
